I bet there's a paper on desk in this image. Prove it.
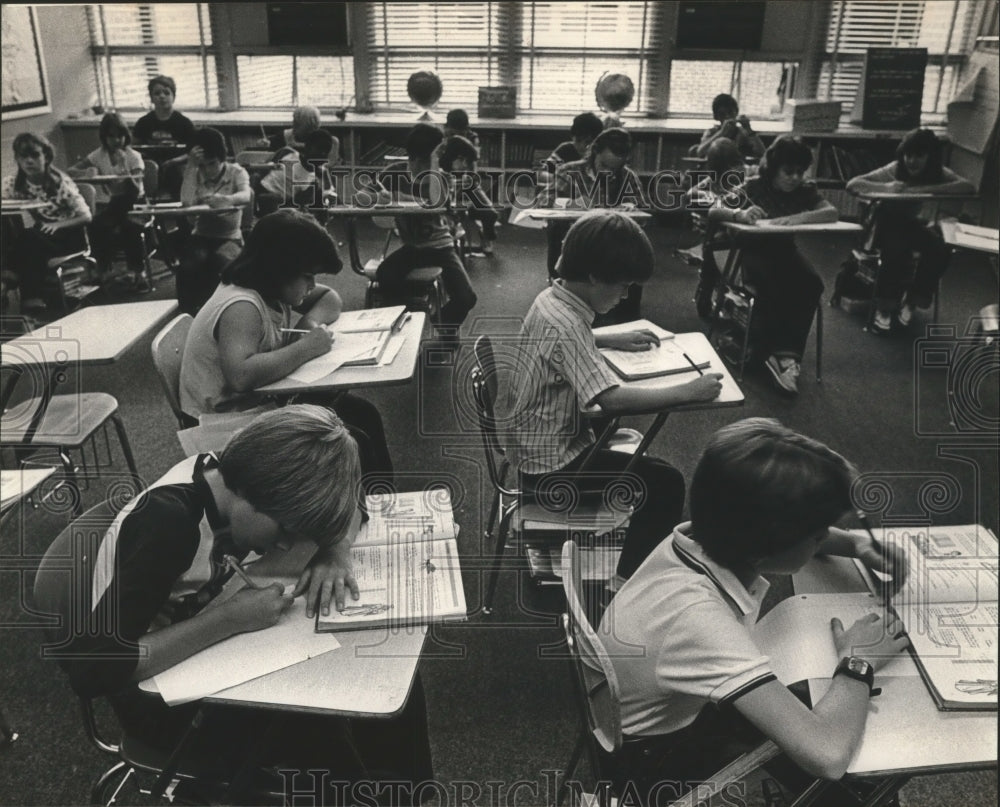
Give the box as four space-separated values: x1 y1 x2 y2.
149 594 340 705
378 332 407 366
751 593 918 685
285 333 385 383
509 207 547 229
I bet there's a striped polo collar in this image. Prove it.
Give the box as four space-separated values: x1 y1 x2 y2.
670 524 769 617
549 279 597 323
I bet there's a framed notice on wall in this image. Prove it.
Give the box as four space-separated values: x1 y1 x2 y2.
478 87 516 119
850 48 927 130
1 6 51 120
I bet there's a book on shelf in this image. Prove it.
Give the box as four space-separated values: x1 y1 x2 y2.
315 488 467 632
593 320 710 381
856 523 998 711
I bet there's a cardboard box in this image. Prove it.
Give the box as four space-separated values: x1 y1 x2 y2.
785 100 842 132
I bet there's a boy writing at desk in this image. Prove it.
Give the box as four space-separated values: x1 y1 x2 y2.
507 211 723 586
41 406 432 792
599 418 909 806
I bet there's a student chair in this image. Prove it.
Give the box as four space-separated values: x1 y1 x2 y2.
1 371 140 518
32 501 285 806
471 336 632 615
48 182 99 312
559 539 783 807
830 201 942 331
150 313 197 429
348 216 445 323
707 244 824 383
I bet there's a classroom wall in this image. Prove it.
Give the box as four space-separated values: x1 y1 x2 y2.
0 5 97 177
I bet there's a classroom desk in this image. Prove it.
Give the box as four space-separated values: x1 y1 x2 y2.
723 220 863 236
0 467 56 518
323 203 452 276
128 202 242 219
72 175 139 185
138 538 428 718
0 300 178 444
254 311 427 397
526 207 653 224
940 220 1000 256
1 200 47 216
792 555 997 790
581 330 744 471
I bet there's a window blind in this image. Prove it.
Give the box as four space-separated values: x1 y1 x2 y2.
236 55 355 108
820 0 976 114
88 4 216 109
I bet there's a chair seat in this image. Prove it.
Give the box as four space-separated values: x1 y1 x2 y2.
517 498 632 533
362 261 443 285
607 427 643 454
1 393 118 446
46 251 89 270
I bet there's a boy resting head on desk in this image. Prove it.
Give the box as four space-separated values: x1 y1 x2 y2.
507 210 723 585
47 405 361 705
599 418 909 805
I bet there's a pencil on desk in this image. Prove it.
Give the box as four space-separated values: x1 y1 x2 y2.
682 352 704 376
280 327 312 335
224 554 263 590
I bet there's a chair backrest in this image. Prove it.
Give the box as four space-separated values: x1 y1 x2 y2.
76 181 97 216
142 158 159 200
561 540 623 757
33 500 121 755
471 335 519 497
151 313 196 428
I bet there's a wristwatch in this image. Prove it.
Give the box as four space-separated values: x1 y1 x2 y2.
834 656 876 695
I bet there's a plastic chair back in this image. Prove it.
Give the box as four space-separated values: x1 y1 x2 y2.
142 159 159 201
151 314 196 428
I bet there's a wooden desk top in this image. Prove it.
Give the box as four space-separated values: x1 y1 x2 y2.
129 203 241 217
528 207 653 223
585 331 744 415
724 220 863 235
792 555 997 777
1 467 56 514
940 220 999 255
1 200 47 215
256 312 426 395
1 300 178 367
323 202 449 217
852 191 980 202
73 175 137 185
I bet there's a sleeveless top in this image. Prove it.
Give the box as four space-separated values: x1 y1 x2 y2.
179 283 294 416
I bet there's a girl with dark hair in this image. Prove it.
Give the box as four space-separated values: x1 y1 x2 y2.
179 209 393 490
439 135 499 254
69 113 147 288
708 135 838 396
847 128 974 332
1 133 92 310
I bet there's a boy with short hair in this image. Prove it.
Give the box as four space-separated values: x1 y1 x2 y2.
48 405 432 789
258 128 339 214
543 111 605 177
507 211 723 584
692 93 765 161
599 418 909 805
443 108 480 149
357 123 478 333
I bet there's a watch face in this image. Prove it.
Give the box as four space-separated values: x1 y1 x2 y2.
848 657 871 675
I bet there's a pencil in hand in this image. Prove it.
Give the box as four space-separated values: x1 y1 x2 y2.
224 554 263 590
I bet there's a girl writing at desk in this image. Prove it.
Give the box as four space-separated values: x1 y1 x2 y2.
846 128 974 333
179 209 393 518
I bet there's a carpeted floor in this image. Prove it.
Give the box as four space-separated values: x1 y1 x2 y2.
1 216 996 806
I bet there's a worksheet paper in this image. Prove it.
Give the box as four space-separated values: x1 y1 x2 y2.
147 594 340 705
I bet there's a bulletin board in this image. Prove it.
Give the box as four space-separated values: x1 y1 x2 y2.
1 6 51 120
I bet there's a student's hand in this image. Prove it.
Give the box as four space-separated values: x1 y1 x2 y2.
293 541 360 618
188 145 205 164
831 612 909 671
735 206 766 225
298 326 333 359
600 330 661 352
226 583 292 633
38 221 63 235
764 216 792 226
203 195 230 209
856 539 909 600
720 119 740 138
736 115 753 131
887 180 908 193
681 372 724 401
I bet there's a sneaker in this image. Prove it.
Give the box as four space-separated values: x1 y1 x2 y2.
694 281 714 320
481 239 494 255
872 310 893 333
897 303 914 327
764 355 800 395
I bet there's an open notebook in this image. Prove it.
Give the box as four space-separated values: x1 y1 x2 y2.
593 320 708 380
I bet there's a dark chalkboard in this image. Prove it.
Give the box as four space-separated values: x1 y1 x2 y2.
850 48 927 130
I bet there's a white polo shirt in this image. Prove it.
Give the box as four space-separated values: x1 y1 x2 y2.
598 524 775 737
